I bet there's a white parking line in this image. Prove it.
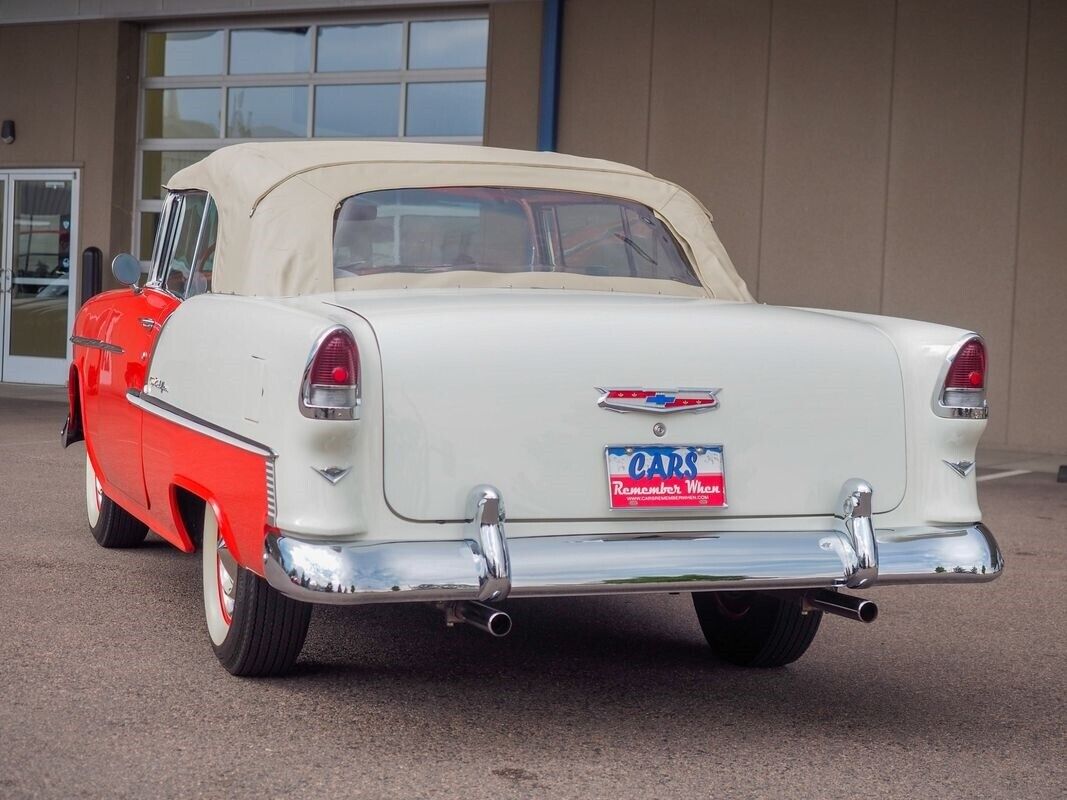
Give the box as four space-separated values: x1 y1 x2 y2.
977 469 1032 482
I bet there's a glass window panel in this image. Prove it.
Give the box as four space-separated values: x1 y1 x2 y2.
405 82 485 137
139 212 161 261
163 193 207 296
186 198 218 298
317 24 403 72
229 27 311 74
145 30 223 76
314 85 399 137
227 86 308 138
9 180 73 358
408 19 488 69
332 188 699 286
141 151 209 200
143 89 221 138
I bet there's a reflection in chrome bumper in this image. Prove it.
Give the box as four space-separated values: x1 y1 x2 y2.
263 522 1003 606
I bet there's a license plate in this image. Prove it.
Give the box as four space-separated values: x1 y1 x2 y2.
606 445 726 509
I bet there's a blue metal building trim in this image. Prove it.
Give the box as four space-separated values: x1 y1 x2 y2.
537 0 564 151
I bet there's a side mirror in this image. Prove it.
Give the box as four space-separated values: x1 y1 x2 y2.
111 253 142 289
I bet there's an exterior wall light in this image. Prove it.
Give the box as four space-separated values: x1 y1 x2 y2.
1 120 14 144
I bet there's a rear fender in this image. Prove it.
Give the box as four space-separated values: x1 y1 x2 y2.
61 364 84 447
169 476 238 560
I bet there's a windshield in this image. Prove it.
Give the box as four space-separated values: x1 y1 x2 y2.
332 187 700 286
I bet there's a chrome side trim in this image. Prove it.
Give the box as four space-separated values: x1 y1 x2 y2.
835 478 879 589
126 389 274 458
265 457 278 525
263 522 1003 606
931 334 989 420
467 484 511 602
70 335 123 354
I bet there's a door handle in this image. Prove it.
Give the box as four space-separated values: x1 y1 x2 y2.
139 317 160 331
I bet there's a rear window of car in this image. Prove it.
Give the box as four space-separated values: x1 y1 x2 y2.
332 187 700 286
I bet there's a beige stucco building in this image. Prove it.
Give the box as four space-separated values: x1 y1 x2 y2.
0 0 1063 452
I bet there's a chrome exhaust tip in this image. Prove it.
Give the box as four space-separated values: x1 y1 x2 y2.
805 588 879 623
449 600 513 638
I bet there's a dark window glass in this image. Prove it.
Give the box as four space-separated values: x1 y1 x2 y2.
333 187 698 286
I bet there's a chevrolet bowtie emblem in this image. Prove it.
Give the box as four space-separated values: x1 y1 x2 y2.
596 388 721 414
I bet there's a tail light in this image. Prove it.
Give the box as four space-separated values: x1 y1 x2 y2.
935 336 988 419
300 327 359 420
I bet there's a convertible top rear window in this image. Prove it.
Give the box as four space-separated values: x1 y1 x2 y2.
332 187 700 287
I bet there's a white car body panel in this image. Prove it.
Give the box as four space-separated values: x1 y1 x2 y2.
328 291 908 521
147 289 984 543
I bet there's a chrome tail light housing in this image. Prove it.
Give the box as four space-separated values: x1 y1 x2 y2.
934 336 988 419
300 326 359 420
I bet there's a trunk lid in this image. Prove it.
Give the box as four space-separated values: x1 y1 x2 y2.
331 291 906 522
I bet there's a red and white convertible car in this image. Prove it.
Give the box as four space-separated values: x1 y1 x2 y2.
64 142 1002 676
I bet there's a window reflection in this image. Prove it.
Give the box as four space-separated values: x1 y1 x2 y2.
143 89 221 138
9 180 73 359
230 28 311 74
406 82 485 136
317 24 403 72
141 151 209 199
228 87 308 138
145 30 223 76
409 19 488 69
315 85 400 137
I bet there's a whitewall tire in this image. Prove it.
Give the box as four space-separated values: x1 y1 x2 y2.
200 503 311 676
85 452 148 548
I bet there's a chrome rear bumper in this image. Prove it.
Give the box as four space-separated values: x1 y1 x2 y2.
263 485 1003 606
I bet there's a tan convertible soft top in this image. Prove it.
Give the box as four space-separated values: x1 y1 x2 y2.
167 141 753 301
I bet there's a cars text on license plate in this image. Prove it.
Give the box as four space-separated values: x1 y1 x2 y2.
605 445 726 510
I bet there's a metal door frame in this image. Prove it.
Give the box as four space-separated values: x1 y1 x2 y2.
0 168 80 385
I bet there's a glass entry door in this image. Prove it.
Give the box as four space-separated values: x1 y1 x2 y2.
0 170 79 384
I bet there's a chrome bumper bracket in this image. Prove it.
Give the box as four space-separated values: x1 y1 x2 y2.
836 478 879 589
467 484 511 602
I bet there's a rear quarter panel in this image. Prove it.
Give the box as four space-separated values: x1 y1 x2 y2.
143 293 393 569
805 308 985 526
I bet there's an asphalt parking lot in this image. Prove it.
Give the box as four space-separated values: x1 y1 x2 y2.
1 394 1064 800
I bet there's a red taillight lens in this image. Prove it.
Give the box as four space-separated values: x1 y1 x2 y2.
301 328 359 419
309 330 357 387
945 339 986 390
938 337 988 419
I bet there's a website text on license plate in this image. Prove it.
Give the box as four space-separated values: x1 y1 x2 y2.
605 445 727 509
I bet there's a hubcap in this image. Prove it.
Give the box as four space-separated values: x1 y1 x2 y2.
94 477 103 511
216 539 237 624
